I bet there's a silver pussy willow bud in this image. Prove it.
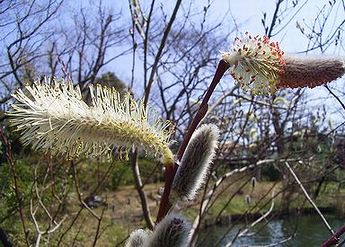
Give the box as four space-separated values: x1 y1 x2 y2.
245 194 252 205
125 229 150 247
171 124 219 201
144 213 190 247
251 177 257 189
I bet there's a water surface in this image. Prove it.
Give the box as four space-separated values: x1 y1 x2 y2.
198 214 344 246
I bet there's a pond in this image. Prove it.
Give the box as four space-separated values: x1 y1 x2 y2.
198 214 344 246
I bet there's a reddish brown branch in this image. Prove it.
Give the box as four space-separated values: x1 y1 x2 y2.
321 224 345 247
177 60 229 160
156 60 229 222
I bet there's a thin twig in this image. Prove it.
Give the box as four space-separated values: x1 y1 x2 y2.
30 196 67 247
71 161 100 220
284 162 334 235
237 191 275 238
324 85 345 111
226 192 275 247
143 0 182 106
267 0 283 37
92 205 106 247
247 235 294 247
189 158 298 245
130 149 154 229
56 208 83 246
0 128 30 246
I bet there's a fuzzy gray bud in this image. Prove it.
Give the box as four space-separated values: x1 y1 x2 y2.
251 177 257 189
172 124 219 201
245 194 252 205
125 229 150 247
144 213 190 247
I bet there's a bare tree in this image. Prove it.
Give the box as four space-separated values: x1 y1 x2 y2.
1 0 345 246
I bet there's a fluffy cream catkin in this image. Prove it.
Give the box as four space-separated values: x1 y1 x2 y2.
221 33 285 95
8 78 173 164
171 124 219 201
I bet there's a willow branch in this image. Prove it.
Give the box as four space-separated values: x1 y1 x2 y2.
156 60 229 222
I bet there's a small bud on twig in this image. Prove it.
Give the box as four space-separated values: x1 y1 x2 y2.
251 176 257 192
245 194 252 205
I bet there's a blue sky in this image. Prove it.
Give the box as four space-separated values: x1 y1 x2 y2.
106 0 344 54
3 0 344 126
100 0 345 126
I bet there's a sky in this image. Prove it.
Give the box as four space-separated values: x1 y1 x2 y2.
2 0 344 127
107 0 344 75
108 0 344 54
100 0 345 127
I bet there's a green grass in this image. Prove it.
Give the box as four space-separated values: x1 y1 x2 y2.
1 153 345 246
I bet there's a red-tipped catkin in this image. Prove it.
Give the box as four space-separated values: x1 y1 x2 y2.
278 56 345 89
222 33 345 94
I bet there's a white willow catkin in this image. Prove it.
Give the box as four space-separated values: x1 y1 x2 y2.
8 78 173 164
